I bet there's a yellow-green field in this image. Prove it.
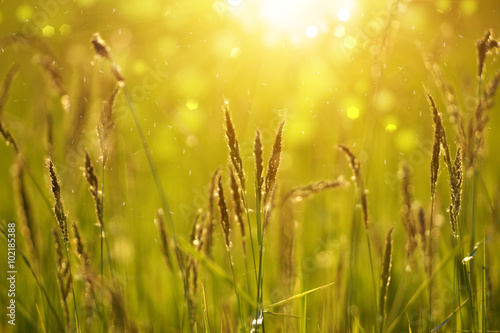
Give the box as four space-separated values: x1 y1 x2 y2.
0 0 499 332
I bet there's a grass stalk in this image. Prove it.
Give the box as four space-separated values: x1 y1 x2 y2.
91 36 189 322
228 250 246 333
64 244 81 333
121 86 190 315
428 199 435 328
481 227 486 332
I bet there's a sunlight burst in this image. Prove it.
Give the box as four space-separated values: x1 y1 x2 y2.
252 0 355 41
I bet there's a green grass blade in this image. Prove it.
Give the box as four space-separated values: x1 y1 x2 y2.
431 297 469 332
264 282 335 310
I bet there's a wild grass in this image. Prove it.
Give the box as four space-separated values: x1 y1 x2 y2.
0 20 499 333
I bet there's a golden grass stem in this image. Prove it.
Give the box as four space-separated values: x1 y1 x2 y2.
338 144 378 325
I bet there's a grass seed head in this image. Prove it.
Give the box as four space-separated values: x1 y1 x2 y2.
254 130 264 197
0 64 19 115
156 209 173 271
282 178 349 203
52 228 72 329
418 205 427 253
264 120 285 206
47 160 69 243
379 227 394 323
400 162 417 267
477 29 499 78
36 55 68 107
98 84 119 166
204 168 221 257
338 145 369 229
83 151 103 226
229 166 246 255
224 102 246 193
91 32 111 61
449 147 463 237
91 32 124 82
217 175 231 250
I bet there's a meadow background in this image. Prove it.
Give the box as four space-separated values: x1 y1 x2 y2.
0 0 499 332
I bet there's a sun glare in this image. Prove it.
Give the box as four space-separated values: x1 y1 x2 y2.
337 8 351 21
249 0 355 42
305 25 318 38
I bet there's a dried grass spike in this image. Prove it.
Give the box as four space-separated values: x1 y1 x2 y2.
91 33 111 61
264 120 285 205
98 84 119 166
37 55 68 105
217 175 231 250
477 29 499 78
47 160 69 243
0 121 18 153
52 228 72 330
428 94 452 168
263 184 277 233
72 221 90 266
0 64 19 115
156 209 173 271
109 283 138 333
379 227 394 326
254 130 264 196
449 148 463 237
224 103 246 192
418 206 427 252
90 32 124 82
400 162 417 266
338 145 369 229
282 178 349 203
71 221 96 323
83 151 103 226
229 166 246 255
204 168 221 257
483 71 500 104
429 94 442 199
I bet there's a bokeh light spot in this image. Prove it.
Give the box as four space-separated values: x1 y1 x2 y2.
132 60 147 75
334 25 345 38
396 129 417 152
305 25 318 38
42 25 55 38
59 24 72 36
347 106 360 120
230 47 242 59
344 36 357 49
460 0 477 15
337 8 351 22
228 0 241 6
385 124 397 132
436 0 452 13
16 4 33 22
186 98 199 111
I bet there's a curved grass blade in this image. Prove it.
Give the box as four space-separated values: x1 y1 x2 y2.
431 297 469 332
263 281 335 310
